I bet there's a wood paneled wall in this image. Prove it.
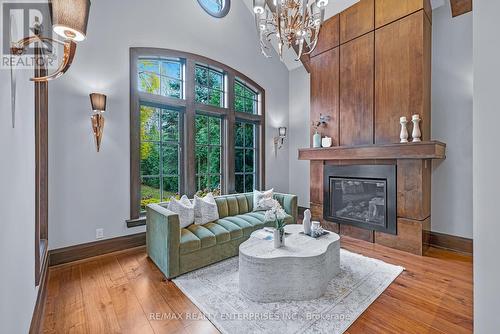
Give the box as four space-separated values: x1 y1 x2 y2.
375 10 431 144
340 32 374 146
309 0 433 252
310 49 340 146
310 0 432 146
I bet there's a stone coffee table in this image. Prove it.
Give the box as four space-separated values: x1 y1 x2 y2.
239 224 340 302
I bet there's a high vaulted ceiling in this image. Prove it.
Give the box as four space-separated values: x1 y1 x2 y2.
242 0 448 71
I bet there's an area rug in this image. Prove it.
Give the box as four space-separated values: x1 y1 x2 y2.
173 249 404 334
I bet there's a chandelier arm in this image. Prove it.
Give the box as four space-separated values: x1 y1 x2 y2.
301 0 308 26
296 38 304 61
303 25 320 55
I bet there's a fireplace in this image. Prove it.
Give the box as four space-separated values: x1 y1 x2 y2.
323 165 397 235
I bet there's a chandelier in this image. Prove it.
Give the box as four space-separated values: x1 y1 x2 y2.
253 0 329 61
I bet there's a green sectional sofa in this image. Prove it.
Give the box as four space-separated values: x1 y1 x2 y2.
146 192 298 279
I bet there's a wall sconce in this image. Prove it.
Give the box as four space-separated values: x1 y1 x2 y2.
273 127 287 154
9 0 90 128
10 0 91 82
89 93 107 152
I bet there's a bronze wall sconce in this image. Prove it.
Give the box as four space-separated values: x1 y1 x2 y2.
9 0 91 128
89 93 106 152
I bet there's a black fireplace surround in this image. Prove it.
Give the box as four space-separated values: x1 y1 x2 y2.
323 165 397 235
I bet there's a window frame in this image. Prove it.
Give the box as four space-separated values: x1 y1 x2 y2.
195 63 227 108
139 102 185 211
196 0 231 18
137 57 185 99
129 48 265 221
234 120 260 193
234 78 260 114
195 112 224 192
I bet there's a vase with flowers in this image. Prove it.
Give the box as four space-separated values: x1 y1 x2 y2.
312 113 331 148
263 199 287 248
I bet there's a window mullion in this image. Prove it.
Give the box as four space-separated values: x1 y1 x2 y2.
184 59 197 197
226 73 236 194
158 108 164 201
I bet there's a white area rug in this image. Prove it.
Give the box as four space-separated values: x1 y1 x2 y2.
173 249 404 334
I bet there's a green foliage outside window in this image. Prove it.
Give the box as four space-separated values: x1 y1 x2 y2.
136 56 261 212
235 121 257 193
235 79 258 114
138 58 183 99
195 65 225 107
140 106 180 210
196 114 222 193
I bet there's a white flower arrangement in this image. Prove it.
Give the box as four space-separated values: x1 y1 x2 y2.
263 199 287 231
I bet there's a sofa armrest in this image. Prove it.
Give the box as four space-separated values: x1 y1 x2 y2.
274 193 298 224
146 204 180 279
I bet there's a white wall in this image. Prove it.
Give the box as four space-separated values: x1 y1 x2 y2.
473 1 500 332
286 8 473 238
48 0 290 249
431 3 473 238
0 70 38 332
288 67 310 207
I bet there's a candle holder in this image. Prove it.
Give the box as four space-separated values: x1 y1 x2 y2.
400 117 409 143
412 114 422 142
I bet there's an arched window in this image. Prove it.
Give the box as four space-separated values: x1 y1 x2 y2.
197 0 231 18
128 48 265 223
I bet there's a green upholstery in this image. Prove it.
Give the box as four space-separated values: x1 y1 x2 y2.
146 192 298 279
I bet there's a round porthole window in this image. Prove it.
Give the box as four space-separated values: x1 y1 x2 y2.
197 0 230 18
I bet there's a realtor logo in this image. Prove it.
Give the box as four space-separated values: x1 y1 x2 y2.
1 1 57 69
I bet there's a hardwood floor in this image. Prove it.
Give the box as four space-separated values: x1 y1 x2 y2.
42 237 472 334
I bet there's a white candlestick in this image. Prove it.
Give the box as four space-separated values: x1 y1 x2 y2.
400 117 409 143
412 114 421 142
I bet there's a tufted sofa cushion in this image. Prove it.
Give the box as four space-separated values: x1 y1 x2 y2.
179 211 293 255
215 193 255 218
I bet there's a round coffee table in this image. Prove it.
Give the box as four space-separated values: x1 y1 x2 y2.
239 224 340 302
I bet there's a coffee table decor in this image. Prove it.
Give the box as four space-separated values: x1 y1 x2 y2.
239 224 341 302
262 198 288 248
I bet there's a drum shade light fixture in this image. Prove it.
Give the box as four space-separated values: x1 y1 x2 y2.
9 0 91 127
52 0 91 42
89 93 107 152
10 0 91 82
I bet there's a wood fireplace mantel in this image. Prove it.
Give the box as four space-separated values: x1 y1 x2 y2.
298 141 446 161
302 140 446 255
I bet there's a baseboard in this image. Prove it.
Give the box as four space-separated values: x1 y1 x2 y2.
29 249 49 334
49 232 146 266
298 207 472 256
425 231 473 255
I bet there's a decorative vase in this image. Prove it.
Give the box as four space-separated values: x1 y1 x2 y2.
321 136 333 148
412 114 422 142
311 221 321 235
303 209 312 235
273 228 285 248
313 131 321 148
400 117 409 143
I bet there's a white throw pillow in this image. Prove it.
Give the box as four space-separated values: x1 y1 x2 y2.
167 195 194 228
194 193 220 225
253 189 274 211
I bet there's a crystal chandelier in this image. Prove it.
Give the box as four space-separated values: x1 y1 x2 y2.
253 0 329 61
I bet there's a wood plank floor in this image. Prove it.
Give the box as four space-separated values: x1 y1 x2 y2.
42 237 473 334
